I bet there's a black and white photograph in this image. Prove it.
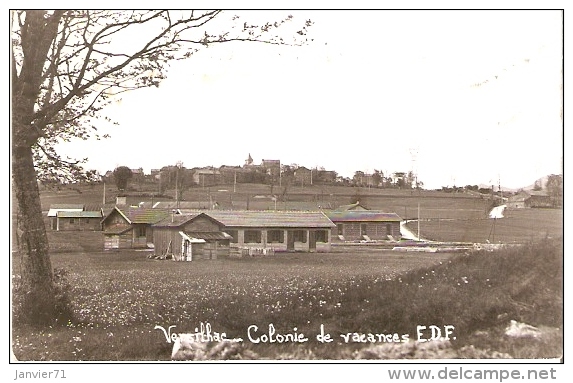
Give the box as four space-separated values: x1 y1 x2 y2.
10 5 565 380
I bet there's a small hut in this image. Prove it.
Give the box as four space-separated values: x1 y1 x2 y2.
152 212 231 261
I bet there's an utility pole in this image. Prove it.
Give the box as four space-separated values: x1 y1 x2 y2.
175 161 183 209
417 202 421 241
175 170 178 208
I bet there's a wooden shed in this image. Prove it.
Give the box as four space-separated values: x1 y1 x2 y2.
326 210 402 242
152 213 231 261
101 207 169 250
47 204 84 230
55 210 103 231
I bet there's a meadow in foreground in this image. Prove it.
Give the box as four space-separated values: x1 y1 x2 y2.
12 239 562 361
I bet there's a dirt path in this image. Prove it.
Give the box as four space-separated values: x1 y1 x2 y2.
400 220 430 241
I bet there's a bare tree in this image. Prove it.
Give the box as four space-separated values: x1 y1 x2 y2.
11 10 312 324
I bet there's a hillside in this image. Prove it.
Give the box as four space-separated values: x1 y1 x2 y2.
37 182 490 219
32 181 563 246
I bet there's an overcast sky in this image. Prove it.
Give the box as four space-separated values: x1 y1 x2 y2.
54 10 563 190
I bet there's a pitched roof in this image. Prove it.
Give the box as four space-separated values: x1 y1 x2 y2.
326 210 402 222
205 210 336 228
56 211 103 218
109 207 170 224
527 190 550 197
49 204 85 209
184 231 233 240
153 212 213 228
83 203 107 212
153 201 211 209
508 190 550 202
334 202 368 211
179 232 206 243
47 204 84 217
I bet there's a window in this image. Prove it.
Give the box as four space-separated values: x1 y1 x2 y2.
244 230 262 243
337 224 343 236
293 230 307 243
225 230 238 243
85 218 90 224
69 218 75 224
316 230 328 243
136 225 146 237
386 224 392 236
267 230 284 243
360 223 367 236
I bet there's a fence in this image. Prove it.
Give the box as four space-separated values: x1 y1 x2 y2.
232 247 276 257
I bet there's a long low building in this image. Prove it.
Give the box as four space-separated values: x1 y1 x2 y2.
55 210 103 231
179 210 336 253
326 210 402 242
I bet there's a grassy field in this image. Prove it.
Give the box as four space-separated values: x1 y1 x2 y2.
11 183 563 361
406 208 563 243
11 237 562 361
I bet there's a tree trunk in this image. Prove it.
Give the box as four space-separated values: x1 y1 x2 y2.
11 10 65 325
12 142 56 325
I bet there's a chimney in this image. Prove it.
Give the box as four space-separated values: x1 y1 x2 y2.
116 196 127 206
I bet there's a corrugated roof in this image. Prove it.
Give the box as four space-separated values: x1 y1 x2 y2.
49 204 85 209
117 207 170 224
47 204 84 217
57 211 103 218
83 204 106 212
205 210 336 228
153 201 211 209
184 231 233 240
153 212 203 227
179 232 206 243
326 210 402 222
334 202 368 211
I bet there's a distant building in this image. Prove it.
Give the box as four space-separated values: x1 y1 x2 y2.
219 165 250 184
192 167 221 187
150 169 161 182
326 210 402 242
507 190 552 209
315 169 337 184
261 159 281 178
55 211 103 231
47 204 103 231
294 166 313 186
363 173 375 187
